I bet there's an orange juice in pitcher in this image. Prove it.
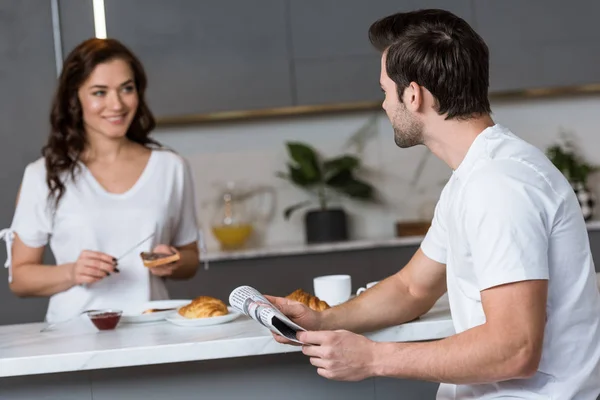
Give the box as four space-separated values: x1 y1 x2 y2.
211 224 253 250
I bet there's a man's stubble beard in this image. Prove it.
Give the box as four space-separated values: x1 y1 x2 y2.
392 103 425 149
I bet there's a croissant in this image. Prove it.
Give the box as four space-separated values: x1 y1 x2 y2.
178 296 229 319
285 289 330 312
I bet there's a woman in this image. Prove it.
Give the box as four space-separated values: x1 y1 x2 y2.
4 38 200 323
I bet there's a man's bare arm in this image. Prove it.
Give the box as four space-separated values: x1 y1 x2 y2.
321 248 447 333
372 279 547 383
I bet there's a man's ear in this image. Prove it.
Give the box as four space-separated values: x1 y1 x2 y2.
403 81 423 112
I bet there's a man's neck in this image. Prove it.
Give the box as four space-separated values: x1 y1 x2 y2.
424 115 495 171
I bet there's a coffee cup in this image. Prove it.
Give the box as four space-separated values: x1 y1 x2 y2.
356 281 379 296
313 275 352 306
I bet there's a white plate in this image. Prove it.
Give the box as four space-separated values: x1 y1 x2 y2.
121 300 192 323
165 306 241 327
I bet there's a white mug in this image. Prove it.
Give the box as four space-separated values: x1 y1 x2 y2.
356 281 379 296
313 275 352 306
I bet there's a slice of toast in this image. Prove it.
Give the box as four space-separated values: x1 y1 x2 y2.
140 251 180 268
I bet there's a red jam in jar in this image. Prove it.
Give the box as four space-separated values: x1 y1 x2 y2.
89 311 121 330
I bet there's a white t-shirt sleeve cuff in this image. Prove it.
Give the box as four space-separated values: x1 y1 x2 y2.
478 268 549 291
12 229 48 248
420 238 447 264
172 230 199 248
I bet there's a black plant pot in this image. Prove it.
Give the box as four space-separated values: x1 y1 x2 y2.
304 208 349 244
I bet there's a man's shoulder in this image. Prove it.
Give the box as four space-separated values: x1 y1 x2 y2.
461 158 565 220
467 140 570 204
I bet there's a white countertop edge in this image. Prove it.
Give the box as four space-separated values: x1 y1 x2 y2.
0 324 455 378
204 219 600 262
0 310 455 378
0 335 299 378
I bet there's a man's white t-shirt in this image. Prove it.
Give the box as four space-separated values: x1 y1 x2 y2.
421 124 600 399
10 149 199 323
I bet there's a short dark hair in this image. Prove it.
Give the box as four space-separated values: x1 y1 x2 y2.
369 9 491 120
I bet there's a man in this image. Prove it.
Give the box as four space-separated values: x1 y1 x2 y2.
267 9 600 399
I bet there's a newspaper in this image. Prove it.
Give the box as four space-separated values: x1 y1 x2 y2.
229 285 306 344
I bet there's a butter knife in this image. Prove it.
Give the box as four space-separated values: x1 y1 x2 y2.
115 232 155 261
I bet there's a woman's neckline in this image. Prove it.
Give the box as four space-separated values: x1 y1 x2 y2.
79 148 158 199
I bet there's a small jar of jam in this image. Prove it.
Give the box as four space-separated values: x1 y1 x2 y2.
86 309 122 330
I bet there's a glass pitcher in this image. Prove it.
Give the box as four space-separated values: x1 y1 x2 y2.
209 181 256 251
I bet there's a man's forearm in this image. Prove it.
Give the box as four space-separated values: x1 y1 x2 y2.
320 275 439 333
372 324 538 384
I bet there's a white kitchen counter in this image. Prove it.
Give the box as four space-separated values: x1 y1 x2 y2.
0 296 453 378
2 277 597 380
205 220 600 262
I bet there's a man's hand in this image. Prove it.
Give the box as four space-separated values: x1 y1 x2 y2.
264 295 323 345
299 330 379 381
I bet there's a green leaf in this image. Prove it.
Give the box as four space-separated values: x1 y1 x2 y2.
340 179 375 200
325 169 354 188
323 155 360 175
283 200 312 220
286 142 322 184
327 171 375 200
287 164 314 186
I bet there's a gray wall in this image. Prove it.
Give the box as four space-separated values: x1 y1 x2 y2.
0 0 59 325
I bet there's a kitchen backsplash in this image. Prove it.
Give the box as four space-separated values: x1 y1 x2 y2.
154 94 600 251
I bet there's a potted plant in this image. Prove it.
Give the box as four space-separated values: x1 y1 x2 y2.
277 141 377 244
546 132 598 220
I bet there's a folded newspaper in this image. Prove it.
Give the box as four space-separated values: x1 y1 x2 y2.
229 285 306 344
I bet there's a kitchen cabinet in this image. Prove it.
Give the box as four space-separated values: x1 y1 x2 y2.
474 0 600 92
34 0 600 121
289 0 474 106
94 0 475 117
103 0 294 118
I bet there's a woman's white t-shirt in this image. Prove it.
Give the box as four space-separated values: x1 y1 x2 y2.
9 149 199 323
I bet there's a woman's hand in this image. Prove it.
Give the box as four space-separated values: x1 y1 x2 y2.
69 250 118 285
148 244 181 277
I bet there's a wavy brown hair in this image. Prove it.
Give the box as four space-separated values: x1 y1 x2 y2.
43 38 162 208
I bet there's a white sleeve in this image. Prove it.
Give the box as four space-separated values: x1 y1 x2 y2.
172 158 199 247
420 197 448 264
10 162 52 248
462 169 551 291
